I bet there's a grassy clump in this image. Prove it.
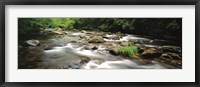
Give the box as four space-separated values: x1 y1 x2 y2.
119 45 138 57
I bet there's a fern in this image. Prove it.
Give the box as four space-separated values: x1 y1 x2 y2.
118 45 138 57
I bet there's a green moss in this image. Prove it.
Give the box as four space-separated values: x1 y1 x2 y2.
118 45 138 57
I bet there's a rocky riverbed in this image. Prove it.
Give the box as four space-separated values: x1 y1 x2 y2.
18 28 182 69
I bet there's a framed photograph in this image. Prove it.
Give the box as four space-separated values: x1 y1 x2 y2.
0 0 199 87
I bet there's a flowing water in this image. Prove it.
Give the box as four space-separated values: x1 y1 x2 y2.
19 31 179 69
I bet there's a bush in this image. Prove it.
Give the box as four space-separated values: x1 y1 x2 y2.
118 45 138 57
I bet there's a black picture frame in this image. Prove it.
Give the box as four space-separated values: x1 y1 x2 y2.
0 0 199 87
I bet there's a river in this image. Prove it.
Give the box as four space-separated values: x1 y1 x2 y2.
18 30 181 69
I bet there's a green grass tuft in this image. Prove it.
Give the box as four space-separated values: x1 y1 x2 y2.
118 45 138 57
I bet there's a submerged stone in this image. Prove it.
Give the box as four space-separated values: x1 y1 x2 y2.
25 40 40 46
141 48 162 59
88 36 106 43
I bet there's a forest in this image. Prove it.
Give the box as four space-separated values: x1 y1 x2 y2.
18 18 182 69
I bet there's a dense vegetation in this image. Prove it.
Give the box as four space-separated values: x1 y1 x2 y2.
18 18 182 42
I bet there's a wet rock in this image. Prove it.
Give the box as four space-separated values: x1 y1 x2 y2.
137 45 148 54
141 48 162 58
160 52 182 60
88 36 106 43
111 43 119 47
79 34 85 38
108 48 119 55
161 46 181 54
85 45 98 50
120 41 131 46
131 54 141 59
80 35 90 40
105 42 119 48
85 36 90 40
25 40 40 46
81 30 87 33
63 31 68 34
53 28 63 35
80 56 91 64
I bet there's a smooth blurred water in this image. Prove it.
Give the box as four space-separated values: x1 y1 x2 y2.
19 32 178 69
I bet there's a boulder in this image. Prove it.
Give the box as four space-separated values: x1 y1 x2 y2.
88 36 106 43
120 41 131 46
137 45 148 54
53 28 63 35
108 48 119 55
160 52 182 60
81 30 87 33
85 36 90 40
80 56 91 64
161 46 181 54
25 40 40 46
141 48 162 58
80 35 90 40
131 54 141 59
111 43 118 47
